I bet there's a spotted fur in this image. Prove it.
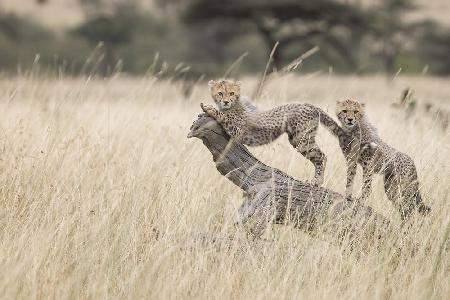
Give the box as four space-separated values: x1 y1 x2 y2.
201 79 342 186
336 99 431 221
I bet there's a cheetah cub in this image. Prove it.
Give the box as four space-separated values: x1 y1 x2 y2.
200 79 342 186
336 99 431 221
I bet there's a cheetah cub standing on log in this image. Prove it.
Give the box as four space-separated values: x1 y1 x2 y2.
336 99 431 221
200 79 342 186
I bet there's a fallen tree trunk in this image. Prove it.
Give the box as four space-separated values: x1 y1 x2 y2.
188 114 390 243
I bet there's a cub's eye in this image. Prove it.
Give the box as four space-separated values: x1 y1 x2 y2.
218 92 223 97
342 110 347 113
229 92 234 96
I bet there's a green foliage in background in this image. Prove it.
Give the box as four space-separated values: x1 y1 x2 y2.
0 0 450 76
416 22 450 75
0 13 92 75
0 14 53 70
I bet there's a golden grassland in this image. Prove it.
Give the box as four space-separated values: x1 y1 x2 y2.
0 74 449 299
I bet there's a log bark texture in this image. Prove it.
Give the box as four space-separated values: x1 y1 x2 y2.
188 114 390 241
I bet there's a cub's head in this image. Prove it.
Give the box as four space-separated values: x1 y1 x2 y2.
208 79 241 110
336 99 365 129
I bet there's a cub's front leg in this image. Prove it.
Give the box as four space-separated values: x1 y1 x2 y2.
358 165 374 201
200 103 224 122
345 157 357 201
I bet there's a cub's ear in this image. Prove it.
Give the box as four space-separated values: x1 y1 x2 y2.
235 81 242 86
208 80 215 87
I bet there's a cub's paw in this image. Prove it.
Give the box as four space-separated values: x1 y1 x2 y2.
200 103 216 115
418 203 431 216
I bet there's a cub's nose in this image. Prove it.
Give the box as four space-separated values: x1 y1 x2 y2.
223 100 229 105
347 118 354 122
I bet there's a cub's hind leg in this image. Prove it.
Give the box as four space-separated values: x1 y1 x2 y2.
400 180 431 221
289 123 327 186
384 168 399 203
385 162 431 222
383 169 412 221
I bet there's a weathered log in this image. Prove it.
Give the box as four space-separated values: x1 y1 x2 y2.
188 114 391 243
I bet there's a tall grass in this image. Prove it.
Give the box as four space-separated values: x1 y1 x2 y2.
0 74 448 299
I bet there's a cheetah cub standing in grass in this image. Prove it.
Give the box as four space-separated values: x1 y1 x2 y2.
336 99 431 221
200 79 342 186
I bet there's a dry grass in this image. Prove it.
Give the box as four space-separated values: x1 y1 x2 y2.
0 74 448 299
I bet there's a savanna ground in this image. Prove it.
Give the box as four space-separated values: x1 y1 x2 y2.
0 74 449 299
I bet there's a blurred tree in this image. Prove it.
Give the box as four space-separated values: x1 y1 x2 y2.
370 0 417 75
415 21 450 75
75 0 139 76
183 0 371 71
0 13 91 76
0 13 53 44
1 0 449 76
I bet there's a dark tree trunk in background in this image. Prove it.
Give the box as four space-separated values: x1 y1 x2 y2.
99 43 117 77
255 24 282 71
383 42 397 76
